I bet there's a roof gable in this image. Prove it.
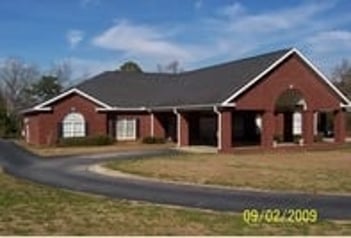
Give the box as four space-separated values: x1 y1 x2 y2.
27 48 350 112
33 88 112 110
77 48 292 108
221 48 350 105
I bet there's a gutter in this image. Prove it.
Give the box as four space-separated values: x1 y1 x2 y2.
21 107 52 114
150 103 236 111
96 107 148 112
24 103 236 114
340 103 351 108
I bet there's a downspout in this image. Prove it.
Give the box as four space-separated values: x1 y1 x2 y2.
213 106 221 151
150 111 154 137
173 107 181 147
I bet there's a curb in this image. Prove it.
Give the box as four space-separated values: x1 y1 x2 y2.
88 164 351 197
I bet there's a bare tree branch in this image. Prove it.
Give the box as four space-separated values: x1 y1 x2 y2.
49 60 72 85
0 57 39 114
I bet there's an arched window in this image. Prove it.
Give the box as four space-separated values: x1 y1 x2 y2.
62 113 86 138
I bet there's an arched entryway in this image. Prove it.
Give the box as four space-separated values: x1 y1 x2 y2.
274 89 307 143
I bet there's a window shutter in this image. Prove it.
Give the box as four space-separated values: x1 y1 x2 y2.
109 118 115 138
57 122 62 139
134 119 139 139
85 122 89 136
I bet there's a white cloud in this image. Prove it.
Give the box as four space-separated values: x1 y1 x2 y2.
194 0 203 10
304 30 351 74
67 57 119 80
218 2 245 18
307 30 351 53
92 20 195 62
66 30 84 49
195 1 344 67
85 1 350 74
80 0 100 7
216 1 334 34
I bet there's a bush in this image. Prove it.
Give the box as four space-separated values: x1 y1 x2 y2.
314 133 324 142
0 112 21 139
293 135 303 144
58 135 114 147
142 136 166 144
273 134 283 143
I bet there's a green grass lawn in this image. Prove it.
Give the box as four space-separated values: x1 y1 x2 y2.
105 150 351 194
0 172 351 235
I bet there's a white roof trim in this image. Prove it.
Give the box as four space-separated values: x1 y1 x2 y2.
293 49 351 105
33 88 112 110
222 48 351 106
97 103 236 112
341 103 351 108
96 107 147 112
150 103 236 111
21 107 52 114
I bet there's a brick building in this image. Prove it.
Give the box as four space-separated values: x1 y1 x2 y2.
22 48 350 152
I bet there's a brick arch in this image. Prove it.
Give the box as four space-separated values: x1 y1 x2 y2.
273 88 308 143
235 54 341 111
273 88 308 111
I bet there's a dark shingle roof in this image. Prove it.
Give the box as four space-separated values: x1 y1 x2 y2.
77 48 291 108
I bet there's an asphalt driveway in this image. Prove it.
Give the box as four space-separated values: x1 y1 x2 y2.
0 139 351 220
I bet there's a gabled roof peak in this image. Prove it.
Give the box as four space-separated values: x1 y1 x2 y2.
26 47 350 113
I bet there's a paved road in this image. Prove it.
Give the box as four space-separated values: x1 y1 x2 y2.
0 139 350 220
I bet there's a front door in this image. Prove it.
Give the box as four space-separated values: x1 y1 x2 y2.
283 112 293 142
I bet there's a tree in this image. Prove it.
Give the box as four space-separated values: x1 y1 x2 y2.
120 61 143 72
0 57 39 114
0 91 19 138
157 60 183 74
0 92 7 137
49 60 72 84
332 59 351 135
332 59 351 97
27 75 63 103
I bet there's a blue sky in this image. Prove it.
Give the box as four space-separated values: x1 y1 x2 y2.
0 0 351 78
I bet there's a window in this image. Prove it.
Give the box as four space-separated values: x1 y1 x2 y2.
255 115 262 132
116 119 137 140
293 112 302 135
62 113 86 138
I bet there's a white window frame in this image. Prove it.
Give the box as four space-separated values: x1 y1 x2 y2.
116 118 137 141
62 112 86 138
293 112 302 135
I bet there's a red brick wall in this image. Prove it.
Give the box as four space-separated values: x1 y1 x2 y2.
235 54 341 111
233 54 344 148
25 94 153 145
25 93 107 145
24 115 40 145
219 110 232 152
153 114 165 138
179 112 189 146
274 113 284 136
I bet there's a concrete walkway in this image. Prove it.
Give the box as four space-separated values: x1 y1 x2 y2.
0 139 351 220
174 146 217 154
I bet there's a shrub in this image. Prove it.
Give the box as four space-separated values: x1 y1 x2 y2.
314 132 324 142
0 112 20 139
293 135 303 144
142 136 166 144
273 134 283 143
58 135 114 147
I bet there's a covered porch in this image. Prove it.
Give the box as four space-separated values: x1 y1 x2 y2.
149 89 347 153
